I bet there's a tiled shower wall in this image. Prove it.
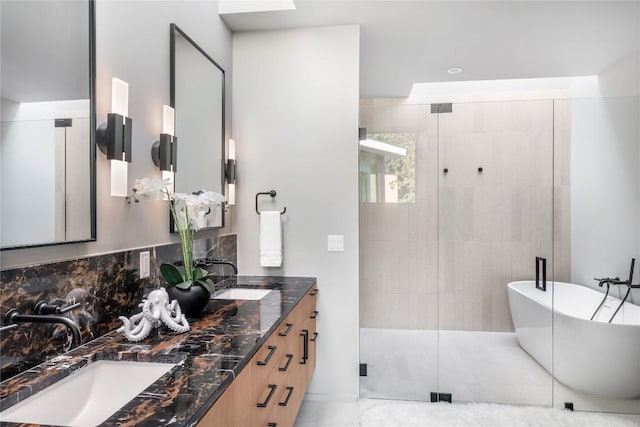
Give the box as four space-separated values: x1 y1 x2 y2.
359 99 570 332
0 234 236 380
359 103 440 330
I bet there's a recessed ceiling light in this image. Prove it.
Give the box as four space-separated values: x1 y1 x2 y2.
447 67 463 74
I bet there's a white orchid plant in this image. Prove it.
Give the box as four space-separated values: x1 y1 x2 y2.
128 177 226 293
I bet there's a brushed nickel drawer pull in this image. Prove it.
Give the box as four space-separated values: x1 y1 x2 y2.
278 323 293 337
310 331 319 342
310 310 319 319
257 345 277 366
257 384 277 408
279 354 293 372
279 386 294 407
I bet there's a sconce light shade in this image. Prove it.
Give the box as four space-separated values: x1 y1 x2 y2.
228 182 236 206
97 78 132 197
226 139 236 205
162 105 174 135
110 159 129 197
152 105 178 173
228 138 236 161
111 77 129 117
161 170 175 194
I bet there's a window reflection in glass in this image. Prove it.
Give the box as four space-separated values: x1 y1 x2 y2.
359 132 415 203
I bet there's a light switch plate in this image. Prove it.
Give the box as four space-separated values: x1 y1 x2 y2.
140 251 150 279
327 235 344 252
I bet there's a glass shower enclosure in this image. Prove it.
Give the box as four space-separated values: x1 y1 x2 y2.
359 93 639 413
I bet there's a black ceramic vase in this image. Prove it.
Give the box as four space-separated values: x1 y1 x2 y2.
166 284 211 317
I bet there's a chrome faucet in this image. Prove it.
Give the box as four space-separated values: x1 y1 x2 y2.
4 309 82 349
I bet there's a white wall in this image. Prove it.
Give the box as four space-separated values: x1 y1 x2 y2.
232 25 360 400
570 53 640 299
2 1 233 268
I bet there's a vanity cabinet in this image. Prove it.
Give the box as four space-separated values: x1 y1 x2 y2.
198 286 318 427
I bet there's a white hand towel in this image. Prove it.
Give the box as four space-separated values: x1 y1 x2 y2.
260 211 282 267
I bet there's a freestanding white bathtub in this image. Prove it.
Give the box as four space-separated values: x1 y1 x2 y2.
507 280 640 400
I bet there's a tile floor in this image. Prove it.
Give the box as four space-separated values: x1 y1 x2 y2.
359 328 640 414
294 399 640 427
360 328 552 405
294 328 640 426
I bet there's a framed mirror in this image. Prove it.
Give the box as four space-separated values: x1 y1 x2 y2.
0 0 96 250
170 24 225 231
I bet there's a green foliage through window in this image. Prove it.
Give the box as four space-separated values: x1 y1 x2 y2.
358 133 415 203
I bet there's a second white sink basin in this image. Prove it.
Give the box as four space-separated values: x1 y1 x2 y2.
0 360 175 427
213 288 273 300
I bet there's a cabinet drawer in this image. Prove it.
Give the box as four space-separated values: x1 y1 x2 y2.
198 283 318 427
249 336 283 387
232 369 285 426
266 382 304 427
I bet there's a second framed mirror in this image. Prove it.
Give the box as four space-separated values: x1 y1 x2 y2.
170 23 225 231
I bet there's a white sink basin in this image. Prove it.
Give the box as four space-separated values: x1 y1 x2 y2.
213 288 273 300
0 360 175 427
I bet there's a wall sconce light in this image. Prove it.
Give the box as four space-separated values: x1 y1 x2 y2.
151 105 177 192
97 78 132 197
226 139 236 206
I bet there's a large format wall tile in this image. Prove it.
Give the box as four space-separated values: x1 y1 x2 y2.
360 99 570 332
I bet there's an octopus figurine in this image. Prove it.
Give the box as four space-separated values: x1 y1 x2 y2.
118 288 190 342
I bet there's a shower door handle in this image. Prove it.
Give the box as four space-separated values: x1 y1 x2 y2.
536 257 547 292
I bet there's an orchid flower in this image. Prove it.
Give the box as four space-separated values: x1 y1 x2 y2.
128 178 227 293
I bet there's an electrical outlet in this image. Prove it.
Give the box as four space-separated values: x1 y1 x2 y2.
140 251 150 279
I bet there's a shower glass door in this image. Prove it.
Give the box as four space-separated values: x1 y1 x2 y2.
436 100 555 406
359 101 440 401
359 98 557 406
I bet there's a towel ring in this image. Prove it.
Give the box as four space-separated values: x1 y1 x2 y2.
256 190 287 215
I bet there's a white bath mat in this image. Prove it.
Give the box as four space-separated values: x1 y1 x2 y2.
360 402 638 427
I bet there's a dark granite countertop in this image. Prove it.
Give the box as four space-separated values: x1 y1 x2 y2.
0 276 317 427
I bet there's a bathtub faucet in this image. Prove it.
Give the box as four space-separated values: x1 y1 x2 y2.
591 258 636 323
596 259 636 287
595 277 620 287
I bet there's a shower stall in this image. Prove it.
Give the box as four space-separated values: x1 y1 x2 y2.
358 88 639 414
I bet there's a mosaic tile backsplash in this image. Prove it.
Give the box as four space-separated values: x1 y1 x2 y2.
0 234 237 380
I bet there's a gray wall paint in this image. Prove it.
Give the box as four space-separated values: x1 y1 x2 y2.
570 97 639 288
2 1 233 268
232 25 360 400
570 53 640 300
